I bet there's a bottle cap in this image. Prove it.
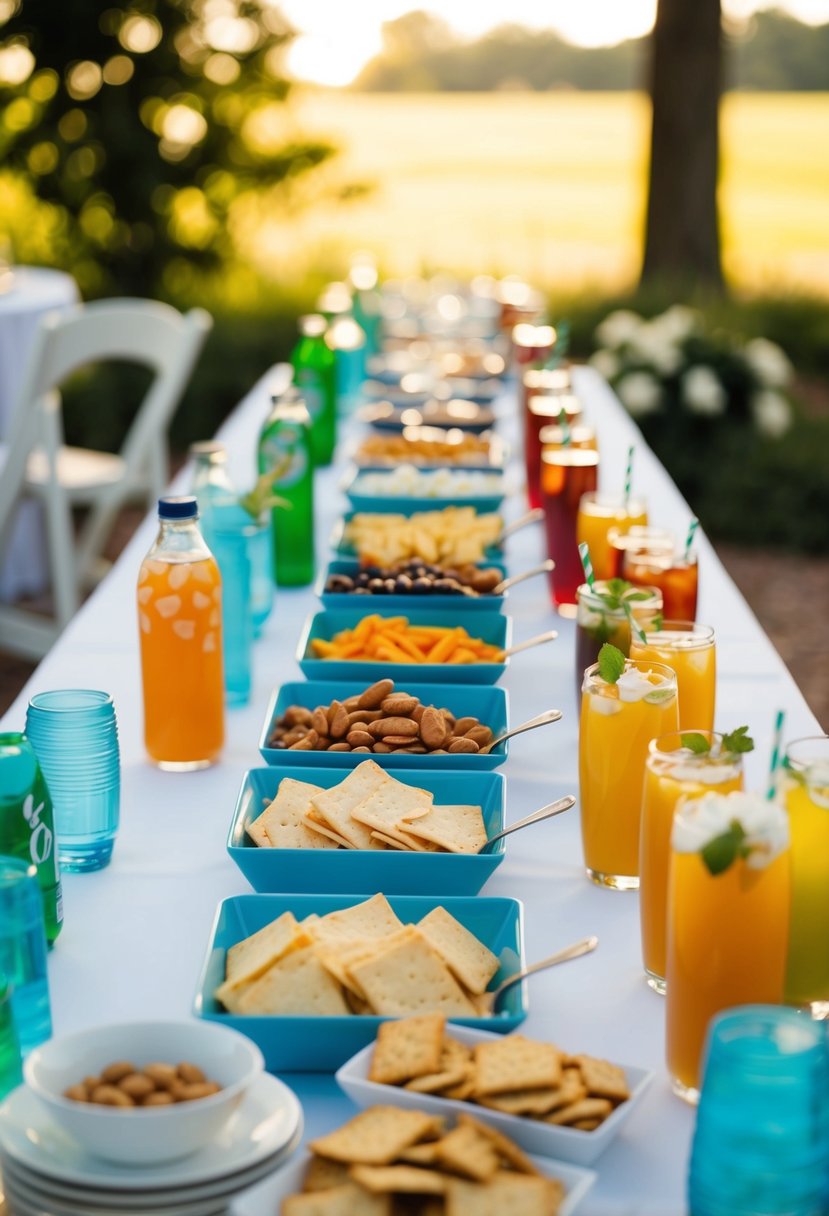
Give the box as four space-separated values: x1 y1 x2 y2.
189 440 226 460
158 495 198 520
298 314 327 338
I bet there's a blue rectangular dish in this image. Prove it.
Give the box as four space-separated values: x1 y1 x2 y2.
228 767 507 896
258 681 510 770
296 607 512 686
330 511 503 563
316 559 510 615
341 466 506 516
193 892 527 1072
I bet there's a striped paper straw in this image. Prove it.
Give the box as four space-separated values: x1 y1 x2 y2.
684 517 699 560
558 407 571 447
766 709 785 801
623 446 634 504
578 543 595 588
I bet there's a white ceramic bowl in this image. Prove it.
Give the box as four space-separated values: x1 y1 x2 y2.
24 1019 264 1166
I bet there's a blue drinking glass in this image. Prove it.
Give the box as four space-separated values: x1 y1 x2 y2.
211 502 254 707
25 690 120 872
248 516 274 638
0 974 23 1098
688 1005 829 1216
0 858 52 1056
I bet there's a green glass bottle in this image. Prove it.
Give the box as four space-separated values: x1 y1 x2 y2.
257 390 315 587
0 733 63 947
291 315 337 468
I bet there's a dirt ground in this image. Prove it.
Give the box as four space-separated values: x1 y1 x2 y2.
0 523 825 731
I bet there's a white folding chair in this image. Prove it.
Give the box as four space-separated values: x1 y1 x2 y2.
0 387 76 658
0 298 212 658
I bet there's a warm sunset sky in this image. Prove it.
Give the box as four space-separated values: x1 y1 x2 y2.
280 0 829 84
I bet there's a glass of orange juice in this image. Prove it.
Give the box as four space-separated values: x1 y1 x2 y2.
630 621 716 732
665 790 790 1103
640 730 746 993
579 650 679 889
576 493 648 582
137 497 225 770
780 736 829 1014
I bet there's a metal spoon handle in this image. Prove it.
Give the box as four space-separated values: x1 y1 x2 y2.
498 507 544 543
503 630 559 660
483 796 575 850
492 936 599 1002
482 708 562 754
495 560 554 594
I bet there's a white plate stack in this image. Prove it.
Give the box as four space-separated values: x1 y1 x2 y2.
0 1076 302 1216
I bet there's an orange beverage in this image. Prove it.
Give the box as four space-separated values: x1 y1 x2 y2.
639 732 744 993
607 526 673 580
524 389 584 509
624 542 699 621
577 493 648 582
630 621 716 732
781 737 829 1012
665 791 790 1103
579 657 679 888
137 497 225 770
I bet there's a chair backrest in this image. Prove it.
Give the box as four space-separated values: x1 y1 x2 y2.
0 389 59 553
15 298 213 473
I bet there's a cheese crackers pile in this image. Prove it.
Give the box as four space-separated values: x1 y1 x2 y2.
343 507 502 567
282 1105 565 1215
247 761 488 854
369 1015 630 1133
215 895 500 1018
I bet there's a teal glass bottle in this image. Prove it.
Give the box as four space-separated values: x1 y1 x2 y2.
0 733 63 947
291 315 337 467
257 390 315 588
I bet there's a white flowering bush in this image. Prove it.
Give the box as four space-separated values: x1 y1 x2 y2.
590 306 794 439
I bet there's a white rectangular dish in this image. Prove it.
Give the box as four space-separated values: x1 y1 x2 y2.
335 1023 653 1167
231 1148 596 1216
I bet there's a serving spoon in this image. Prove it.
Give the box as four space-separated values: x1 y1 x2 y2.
494 559 554 595
502 630 559 660
479 794 576 853
481 936 599 1013
497 507 544 544
480 708 562 755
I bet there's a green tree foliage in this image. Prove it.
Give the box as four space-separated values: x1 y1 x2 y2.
0 0 338 297
354 9 829 94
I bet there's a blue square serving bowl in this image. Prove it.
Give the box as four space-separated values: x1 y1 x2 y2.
193 893 527 1072
227 766 507 896
295 607 512 686
316 559 510 615
330 511 503 563
341 467 506 517
258 681 510 770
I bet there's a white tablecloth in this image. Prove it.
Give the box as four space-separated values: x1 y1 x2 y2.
0 267 79 600
0 365 819 1215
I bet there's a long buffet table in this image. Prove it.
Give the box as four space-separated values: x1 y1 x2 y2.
0 365 820 1215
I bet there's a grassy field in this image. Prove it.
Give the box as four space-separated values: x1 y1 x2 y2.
248 90 829 295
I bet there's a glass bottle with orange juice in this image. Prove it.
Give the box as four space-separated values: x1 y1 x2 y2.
630 621 716 732
780 736 829 1013
665 790 790 1103
137 496 225 770
576 493 648 582
579 645 679 889
639 728 751 993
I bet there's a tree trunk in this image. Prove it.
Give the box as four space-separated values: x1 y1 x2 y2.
641 0 724 292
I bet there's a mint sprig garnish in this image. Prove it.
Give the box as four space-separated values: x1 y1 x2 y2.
721 725 754 755
597 643 626 684
681 732 711 754
701 819 750 876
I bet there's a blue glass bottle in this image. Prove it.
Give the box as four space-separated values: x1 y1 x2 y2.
190 441 273 638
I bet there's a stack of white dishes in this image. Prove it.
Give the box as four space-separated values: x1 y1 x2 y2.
0 1076 302 1216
